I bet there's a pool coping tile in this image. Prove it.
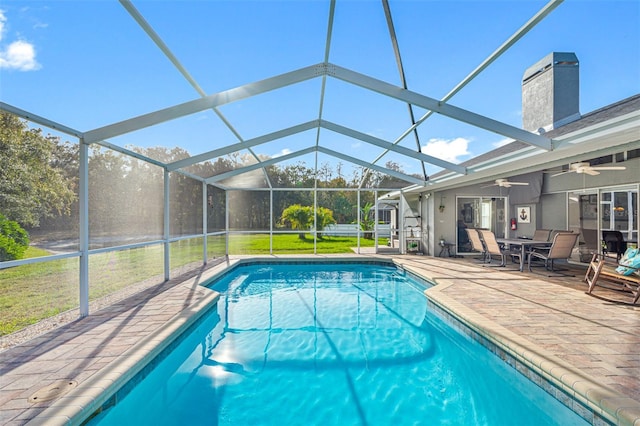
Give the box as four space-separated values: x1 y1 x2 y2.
414 260 640 426
23 287 220 425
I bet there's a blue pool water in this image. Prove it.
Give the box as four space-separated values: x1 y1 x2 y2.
90 262 587 425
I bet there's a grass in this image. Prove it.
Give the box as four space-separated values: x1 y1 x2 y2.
229 233 384 254
0 234 385 336
0 247 79 335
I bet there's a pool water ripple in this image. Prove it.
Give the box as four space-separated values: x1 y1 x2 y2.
89 263 588 426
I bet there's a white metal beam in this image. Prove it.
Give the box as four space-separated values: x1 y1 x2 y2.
405 115 640 194
207 146 317 183
327 64 552 150
96 140 168 169
163 169 170 281
0 102 83 138
78 139 89 317
167 121 319 171
320 120 466 174
205 142 430 187
95 140 206 182
120 0 205 97
202 181 207 264
316 146 427 186
120 0 272 187
395 0 564 146
84 64 324 143
381 0 426 179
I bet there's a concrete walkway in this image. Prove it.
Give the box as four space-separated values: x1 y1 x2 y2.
0 255 638 425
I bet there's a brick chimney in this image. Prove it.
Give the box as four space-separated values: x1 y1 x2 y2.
522 52 580 133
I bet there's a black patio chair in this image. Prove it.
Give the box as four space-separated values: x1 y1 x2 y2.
602 230 627 261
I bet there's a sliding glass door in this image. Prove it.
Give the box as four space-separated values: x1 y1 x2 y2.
568 191 598 262
600 189 637 243
569 186 638 262
456 196 507 254
600 187 638 257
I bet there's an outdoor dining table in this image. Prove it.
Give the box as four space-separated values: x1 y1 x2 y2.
496 238 553 272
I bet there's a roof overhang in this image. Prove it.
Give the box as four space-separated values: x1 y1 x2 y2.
381 108 640 199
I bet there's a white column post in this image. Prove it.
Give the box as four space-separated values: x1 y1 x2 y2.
202 182 208 265
79 138 89 317
164 169 170 281
313 187 317 254
374 190 379 253
225 190 229 256
357 190 361 253
399 191 405 254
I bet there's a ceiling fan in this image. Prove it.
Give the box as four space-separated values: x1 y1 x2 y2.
482 178 529 188
550 162 626 177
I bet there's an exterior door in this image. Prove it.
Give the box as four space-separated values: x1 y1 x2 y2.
600 188 638 251
456 196 507 254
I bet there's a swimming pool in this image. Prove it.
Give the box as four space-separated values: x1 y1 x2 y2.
89 262 588 425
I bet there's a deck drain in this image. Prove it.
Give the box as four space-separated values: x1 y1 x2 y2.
28 380 77 403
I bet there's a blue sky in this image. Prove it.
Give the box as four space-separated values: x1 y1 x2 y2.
1 0 639 180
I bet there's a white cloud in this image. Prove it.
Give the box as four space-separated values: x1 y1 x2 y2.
421 137 471 164
272 148 291 158
0 10 6 42
0 10 41 71
0 40 40 70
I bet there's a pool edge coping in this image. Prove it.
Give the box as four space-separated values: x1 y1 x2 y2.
25 284 222 425
422 278 640 426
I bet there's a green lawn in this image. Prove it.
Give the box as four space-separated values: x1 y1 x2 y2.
229 233 384 254
0 234 386 336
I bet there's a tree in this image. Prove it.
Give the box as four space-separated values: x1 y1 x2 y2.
315 206 336 238
0 112 76 228
0 213 29 261
280 204 312 239
358 202 375 239
280 204 336 240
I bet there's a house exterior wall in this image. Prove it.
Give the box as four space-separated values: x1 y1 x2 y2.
539 193 567 231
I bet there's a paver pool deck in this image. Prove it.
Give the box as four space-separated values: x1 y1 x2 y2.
0 254 638 425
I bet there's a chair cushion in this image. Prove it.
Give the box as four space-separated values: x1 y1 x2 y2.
615 248 640 276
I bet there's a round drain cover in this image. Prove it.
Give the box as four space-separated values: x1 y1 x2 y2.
28 380 77 403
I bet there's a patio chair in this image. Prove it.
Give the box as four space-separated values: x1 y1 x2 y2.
478 229 518 267
584 252 640 305
602 230 627 261
549 229 574 241
465 228 488 263
579 228 599 262
532 229 552 241
457 224 471 252
529 230 572 259
527 232 580 276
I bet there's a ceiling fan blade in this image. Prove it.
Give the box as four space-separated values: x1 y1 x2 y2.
551 163 624 177
508 182 529 186
481 183 497 188
581 168 600 176
592 166 626 171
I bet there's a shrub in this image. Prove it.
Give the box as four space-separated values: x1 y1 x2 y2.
280 204 313 239
280 205 337 240
0 214 30 261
